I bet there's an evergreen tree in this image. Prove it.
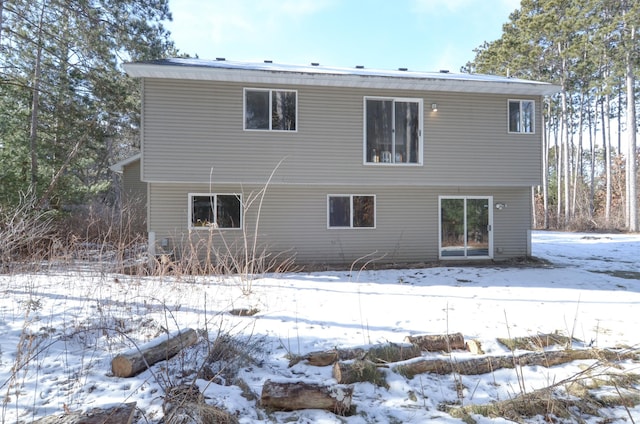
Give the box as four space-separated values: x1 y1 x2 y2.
466 0 639 231
0 0 174 208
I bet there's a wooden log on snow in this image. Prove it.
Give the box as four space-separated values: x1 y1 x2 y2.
111 328 198 377
293 343 421 368
34 402 136 424
332 360 388 387
394 348 635 379
405 332 466 352
289 347 366 367
261 380 353 415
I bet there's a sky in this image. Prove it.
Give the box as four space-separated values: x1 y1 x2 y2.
165 0 522 73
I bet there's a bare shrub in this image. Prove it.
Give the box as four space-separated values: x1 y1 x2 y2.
56 198 148 273
198 330 265 386
154 162 299 289
0 192 58 271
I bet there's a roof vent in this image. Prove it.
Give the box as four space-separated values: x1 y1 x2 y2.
216 57 226 61
398 67 408 71
355 65 364 69
439 69 450 73
264 60 272 63
311 62 320 66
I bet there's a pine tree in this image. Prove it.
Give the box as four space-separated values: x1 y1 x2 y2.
0 0 175 208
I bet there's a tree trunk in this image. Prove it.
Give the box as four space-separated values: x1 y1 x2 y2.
542 101 551 229
111 328 197 377
604 93 612 224
555 115 562 227
405 332 465 352
261 380 353 415
394 349 633 379
562 88 571 226
33 402 136 424
29 0 47 190
589 96 595 218
625 26 637 232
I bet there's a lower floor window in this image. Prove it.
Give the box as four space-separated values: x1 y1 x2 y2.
328 195 375 228
189 193 241 229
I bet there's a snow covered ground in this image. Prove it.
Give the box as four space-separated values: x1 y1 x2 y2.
0 231 638 423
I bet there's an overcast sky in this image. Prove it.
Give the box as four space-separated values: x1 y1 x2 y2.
165 0 521 72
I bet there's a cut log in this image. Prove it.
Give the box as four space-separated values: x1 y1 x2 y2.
112 328 198 377
394 348 635 379
261 380 353 415
332 360 388 387
293 343 421 367
466 339 485 355
497 332 576 351
290 347 365 367
405 333 465 352
34 402 136 424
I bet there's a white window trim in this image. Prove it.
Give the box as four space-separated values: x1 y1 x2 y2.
363 96 424 166
188 193 243 230
327 194 376 229
243 87 298 132
507 99 535 134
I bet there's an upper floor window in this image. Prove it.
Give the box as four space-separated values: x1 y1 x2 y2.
508 100 534 133
189 193 242 229
364 97 423 165
244 88 297 131
328 195 375 229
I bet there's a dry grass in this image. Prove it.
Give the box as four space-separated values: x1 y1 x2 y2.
497 332 577 351
445 360 640 423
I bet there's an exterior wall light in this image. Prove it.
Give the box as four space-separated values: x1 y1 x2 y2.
495 203 507 210
431 103 438 112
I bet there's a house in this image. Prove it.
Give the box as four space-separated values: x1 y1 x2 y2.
110 153 146 208
122 58 559 267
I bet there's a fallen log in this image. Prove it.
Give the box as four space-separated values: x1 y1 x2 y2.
332 360 388 387
34 402 136 424
405 332 465 352
394 348 635 379
261 380 353 415
497 332 576 351
112 328 198 377
292 343 421 367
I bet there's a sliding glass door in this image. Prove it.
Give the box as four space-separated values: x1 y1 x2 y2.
439 196 492 259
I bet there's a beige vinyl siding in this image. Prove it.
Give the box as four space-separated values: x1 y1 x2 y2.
148 183 531 265
141 79 542 187
121 159 146 205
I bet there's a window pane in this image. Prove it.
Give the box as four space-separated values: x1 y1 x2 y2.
217 195 241 228
245 90 270 129
192 196 215 227
366 99 393 162
395 102 420 163
353 196 375 227
329 196 350 227
522 101 533 132
508 101 520 132
272 91 296 130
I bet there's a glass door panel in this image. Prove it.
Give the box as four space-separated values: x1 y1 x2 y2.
441 198 465 257
466 198 489 256
440 197 492 259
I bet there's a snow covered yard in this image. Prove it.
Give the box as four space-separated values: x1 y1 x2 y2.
0 231 639 423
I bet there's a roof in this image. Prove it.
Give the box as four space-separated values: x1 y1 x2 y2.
123 58 560 96
109 153 141 173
